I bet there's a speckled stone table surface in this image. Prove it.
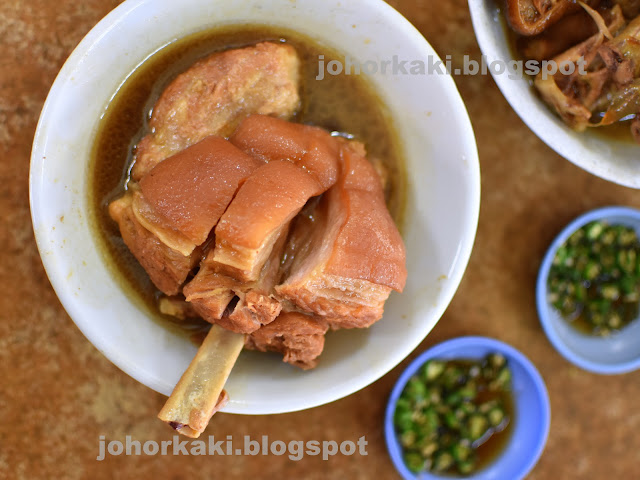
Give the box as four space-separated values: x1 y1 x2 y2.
3 0 640 478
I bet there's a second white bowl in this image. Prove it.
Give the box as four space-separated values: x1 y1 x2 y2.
469 0 640 189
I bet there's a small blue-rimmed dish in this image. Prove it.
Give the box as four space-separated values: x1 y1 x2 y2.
384 336 550 480
536 206 640 375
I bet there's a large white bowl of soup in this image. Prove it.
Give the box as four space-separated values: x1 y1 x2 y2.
30 0 480 415
469 0 640 189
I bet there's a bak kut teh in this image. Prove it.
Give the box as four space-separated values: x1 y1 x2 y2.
93 27 407 438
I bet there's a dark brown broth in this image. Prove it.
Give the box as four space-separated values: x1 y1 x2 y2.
443 360 514 472
89 25 407 330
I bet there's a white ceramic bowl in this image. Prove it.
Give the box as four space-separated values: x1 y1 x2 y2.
30 0 480 414
468 0 640 189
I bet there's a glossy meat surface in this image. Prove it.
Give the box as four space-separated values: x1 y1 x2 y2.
230 114 340 189
276 143 407 328
139 136 261 248
213 160 325 282
131 42 300 180
108 194 200 295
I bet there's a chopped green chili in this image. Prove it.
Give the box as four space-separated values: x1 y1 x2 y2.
394 355 512 476
548 221 640 336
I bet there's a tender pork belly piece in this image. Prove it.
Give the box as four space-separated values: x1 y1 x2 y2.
225 289 281 333
244 312 328 369
212 160 325 282
109 137 259 295
131 189 196 256
184 227 289 333
326 147 406 291
276 144 407 328
230 114 340 189
224 226 289 332
139 136 262 250
108 194 201 296
183 265 238 321
131 42 301 180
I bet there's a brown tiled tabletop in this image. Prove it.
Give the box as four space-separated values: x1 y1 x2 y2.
3 0 640 478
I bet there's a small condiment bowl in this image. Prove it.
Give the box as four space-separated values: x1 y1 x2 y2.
536 206 640 374
384 336 550 480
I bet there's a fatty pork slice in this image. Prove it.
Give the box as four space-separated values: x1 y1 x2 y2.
108 193 202 296
138 136 262 250
244 311 329 369
211 160 325 282
183 227 289 333
182 267 238 321
222 226 289 332
275 144 407 328
109 137 260 296
131 42 301 180
230 114 340 190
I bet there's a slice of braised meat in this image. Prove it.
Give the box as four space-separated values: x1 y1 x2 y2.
108 193 201 296
184 227 289 333
506 0 581 36
212 160 326 282
139 136 262 249
518 11 599 61
244 311 329 369
109 137 261 295
182 265 238 321
276 143 407 329
131 42 301 180
183 117 344 328
230 114 341 189
534 5 640 138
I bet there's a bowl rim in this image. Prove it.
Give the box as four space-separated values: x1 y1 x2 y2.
467 0 640 190
384 336 550 480
29 0 481 413
536 206 640 375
